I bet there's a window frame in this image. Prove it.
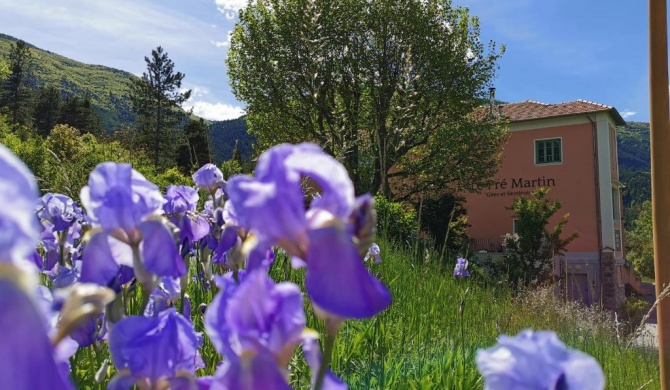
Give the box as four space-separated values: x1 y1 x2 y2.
534 137 563 165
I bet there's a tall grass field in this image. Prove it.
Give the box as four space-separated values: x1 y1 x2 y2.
70 236 660 389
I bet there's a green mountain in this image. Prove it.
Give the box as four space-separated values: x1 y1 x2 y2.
209 117 254 163
0 33 252 163
0 33 136 132
617 121 651 227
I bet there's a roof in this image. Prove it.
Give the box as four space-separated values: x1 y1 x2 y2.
496 99 626 126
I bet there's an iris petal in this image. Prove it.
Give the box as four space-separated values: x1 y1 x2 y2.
140 220 186 278
306 225 392 319
0 279 74 390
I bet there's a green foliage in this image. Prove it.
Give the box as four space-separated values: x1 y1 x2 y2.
394 118 509 202
626 200 654 278
0 60 10 82
417 193 469 255
176 118 213 174
495 188 578 288
617 122 651 227
45 124 81 160
227 0 505 197
1 38 34 125
32 84 61 137
208 117 254 164
620 296 649 335
57 94 104 136
147 167 192 192
220 159 243 180
129 46 192 169
617 121 650 171
374 195 417 246
0 113 160 198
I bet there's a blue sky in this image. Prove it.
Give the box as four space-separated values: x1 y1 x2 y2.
0 0 653 122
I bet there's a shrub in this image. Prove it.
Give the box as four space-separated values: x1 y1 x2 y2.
416 193 469 254
374 195 417 246
620 296 649 335
501 188 578 289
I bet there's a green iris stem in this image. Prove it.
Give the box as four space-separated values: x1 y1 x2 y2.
314 323 339 390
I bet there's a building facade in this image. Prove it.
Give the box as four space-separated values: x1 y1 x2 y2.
464 100 643 308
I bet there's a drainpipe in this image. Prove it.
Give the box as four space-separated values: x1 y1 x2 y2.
587 114 603 303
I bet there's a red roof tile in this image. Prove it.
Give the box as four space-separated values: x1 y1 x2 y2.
496 99 626 125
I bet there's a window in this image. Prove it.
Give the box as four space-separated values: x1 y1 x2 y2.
535 138 562 164
612 188 620 220
513 219 519 234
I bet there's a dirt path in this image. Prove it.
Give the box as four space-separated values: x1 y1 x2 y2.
631 282 658 349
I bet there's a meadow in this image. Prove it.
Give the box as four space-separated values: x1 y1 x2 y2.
69 234 661 389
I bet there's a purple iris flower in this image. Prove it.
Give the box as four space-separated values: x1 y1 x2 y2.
0 278 75 389
164 185 211 242
193 163 224 192
144 276 181 317
80 162 165 233
226 143 392 320
51 261 82 288
476 329 605 390
204 270 305 388
79 163 185 287
364 243 382 263
453 258 470 277
36 193 82 232
109 308 201 389
0 143 40 267
69 314 105 347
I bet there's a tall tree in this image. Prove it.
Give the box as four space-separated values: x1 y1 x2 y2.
1 39 34 125
33 85 62 137
57 94 104 136
176 118 212 174
129 46 192 169
227 0 506 198
626 200 654 278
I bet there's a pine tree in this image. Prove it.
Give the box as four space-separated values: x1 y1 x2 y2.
57 94 104 136
176 118 212 174
1 39 34 125
33 85 62 137
129 46 192 169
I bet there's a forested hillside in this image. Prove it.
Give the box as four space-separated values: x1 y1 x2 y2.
0 33 136 132
209 117 254 163
617 121 650 227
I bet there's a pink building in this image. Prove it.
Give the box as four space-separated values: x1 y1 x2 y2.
464 100 643 308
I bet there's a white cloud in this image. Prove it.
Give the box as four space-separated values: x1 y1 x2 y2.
620 109 637 119
0 0 225 73
215 0 246 19
184 101 245 121
211 30 233 48
181 85 210 98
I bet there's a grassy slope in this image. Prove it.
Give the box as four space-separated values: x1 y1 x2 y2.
0 33 137 132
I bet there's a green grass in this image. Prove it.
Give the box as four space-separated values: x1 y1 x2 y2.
69 237 660 389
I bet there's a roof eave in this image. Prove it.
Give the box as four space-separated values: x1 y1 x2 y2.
509 109 627 126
